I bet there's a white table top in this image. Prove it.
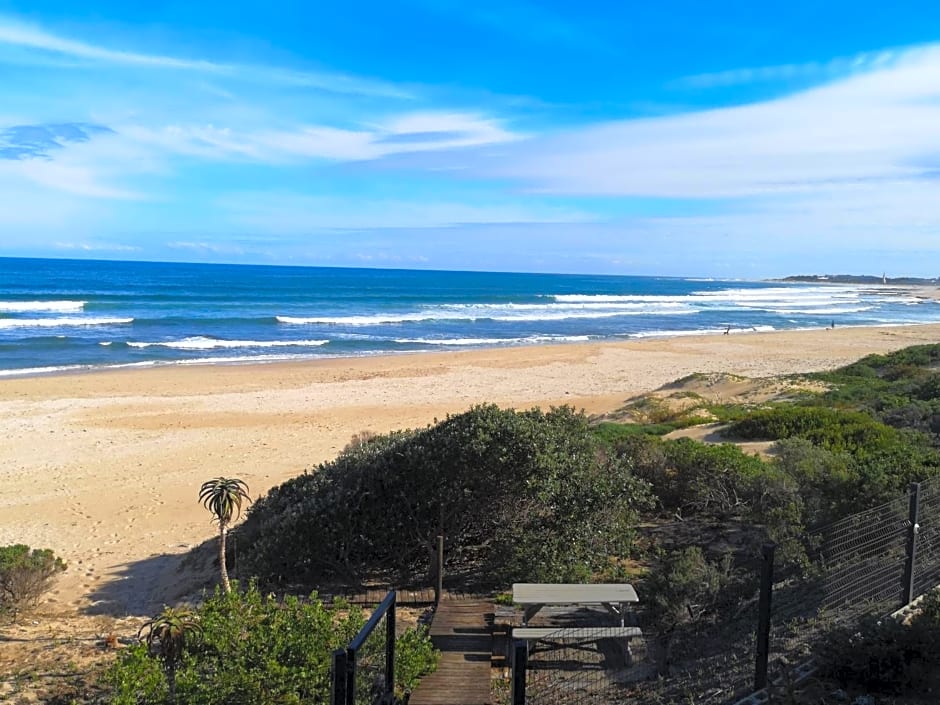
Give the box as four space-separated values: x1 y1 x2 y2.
512 583 638 605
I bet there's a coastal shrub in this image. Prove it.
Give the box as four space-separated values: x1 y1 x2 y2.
813 344 940 420
106 582 437 705
880 399 940 435
644 547 735 631
237 405 653 587
621 436 769 518
816 615 940 694
592 421 676 442
771 439 855 523
642 547 737 675
0 544 66 620
727 406 877 444
829 344 940 381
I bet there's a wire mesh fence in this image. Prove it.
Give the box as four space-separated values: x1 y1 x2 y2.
513 479 940 705
914 478 940 596
521 626 650 705
635 612 758 705
765 479 940 691
517 599 759 705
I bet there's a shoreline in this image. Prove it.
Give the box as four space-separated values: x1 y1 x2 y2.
2 322 940 618
3 313 940 382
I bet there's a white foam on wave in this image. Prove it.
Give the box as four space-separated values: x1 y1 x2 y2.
125 336 329 350
765 306 874 315
0 353 323 378
0 317 133 329
550 285 940 316
630 325 776 339
394 335 592 346
278 314 428 325
0 364 91 377
171 353 314 365
0 300 86 313
278 303 697 326
490 308 696 322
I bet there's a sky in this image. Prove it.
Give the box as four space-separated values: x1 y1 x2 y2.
1 1 940 277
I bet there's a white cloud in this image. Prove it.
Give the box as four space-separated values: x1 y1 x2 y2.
0 15 410 98
676 47 903 88
54 241 141 252
482 44 940 199
122 111 520 163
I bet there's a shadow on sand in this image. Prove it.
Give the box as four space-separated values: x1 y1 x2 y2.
82 542 216 617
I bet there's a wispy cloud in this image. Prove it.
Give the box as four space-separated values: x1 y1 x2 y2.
54 240 141 253
0 16 411 98
675 47 904 88
475 44 940 198
123 111 521 163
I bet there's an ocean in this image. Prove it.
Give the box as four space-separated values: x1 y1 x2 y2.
1 257 938 377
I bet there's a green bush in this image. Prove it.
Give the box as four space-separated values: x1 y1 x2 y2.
917 588 940 626
592 421 675 443
621 436 769 518
0 544 66 620
727 406 879 446
106 582 437 705
643 547 734 632
238 405 653 587
816 615 940 694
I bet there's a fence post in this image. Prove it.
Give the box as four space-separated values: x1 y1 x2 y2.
903 482 922 606
754 542 776 691
386 591 396 696
435 535 444 606
512 640 528 705
345 647 356 705
331 648 347 705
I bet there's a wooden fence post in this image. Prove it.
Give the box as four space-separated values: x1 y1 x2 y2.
435 535 444 605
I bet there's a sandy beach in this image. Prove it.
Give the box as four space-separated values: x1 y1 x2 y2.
1 322 940 619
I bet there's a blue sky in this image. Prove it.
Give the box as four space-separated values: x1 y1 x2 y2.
2 1 940 276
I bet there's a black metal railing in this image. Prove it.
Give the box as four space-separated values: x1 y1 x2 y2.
332 590 397 705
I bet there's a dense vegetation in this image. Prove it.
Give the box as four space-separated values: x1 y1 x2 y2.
237 345 940 592
815 589 940 695
237 404 653 587
107 582 437 705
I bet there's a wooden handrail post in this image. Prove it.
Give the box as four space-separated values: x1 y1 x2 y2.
436 535 444 605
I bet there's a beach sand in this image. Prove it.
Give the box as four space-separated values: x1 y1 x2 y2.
2 323 940 619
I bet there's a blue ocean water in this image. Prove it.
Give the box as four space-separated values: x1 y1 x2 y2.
1 257 939 377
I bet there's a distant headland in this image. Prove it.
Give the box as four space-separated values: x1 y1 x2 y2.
777 274 940 285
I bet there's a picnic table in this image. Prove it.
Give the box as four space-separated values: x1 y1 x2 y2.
510 583 642 661
512 582 639 626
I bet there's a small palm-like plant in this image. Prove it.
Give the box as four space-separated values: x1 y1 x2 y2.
199 477 250 593
139 605 202 704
